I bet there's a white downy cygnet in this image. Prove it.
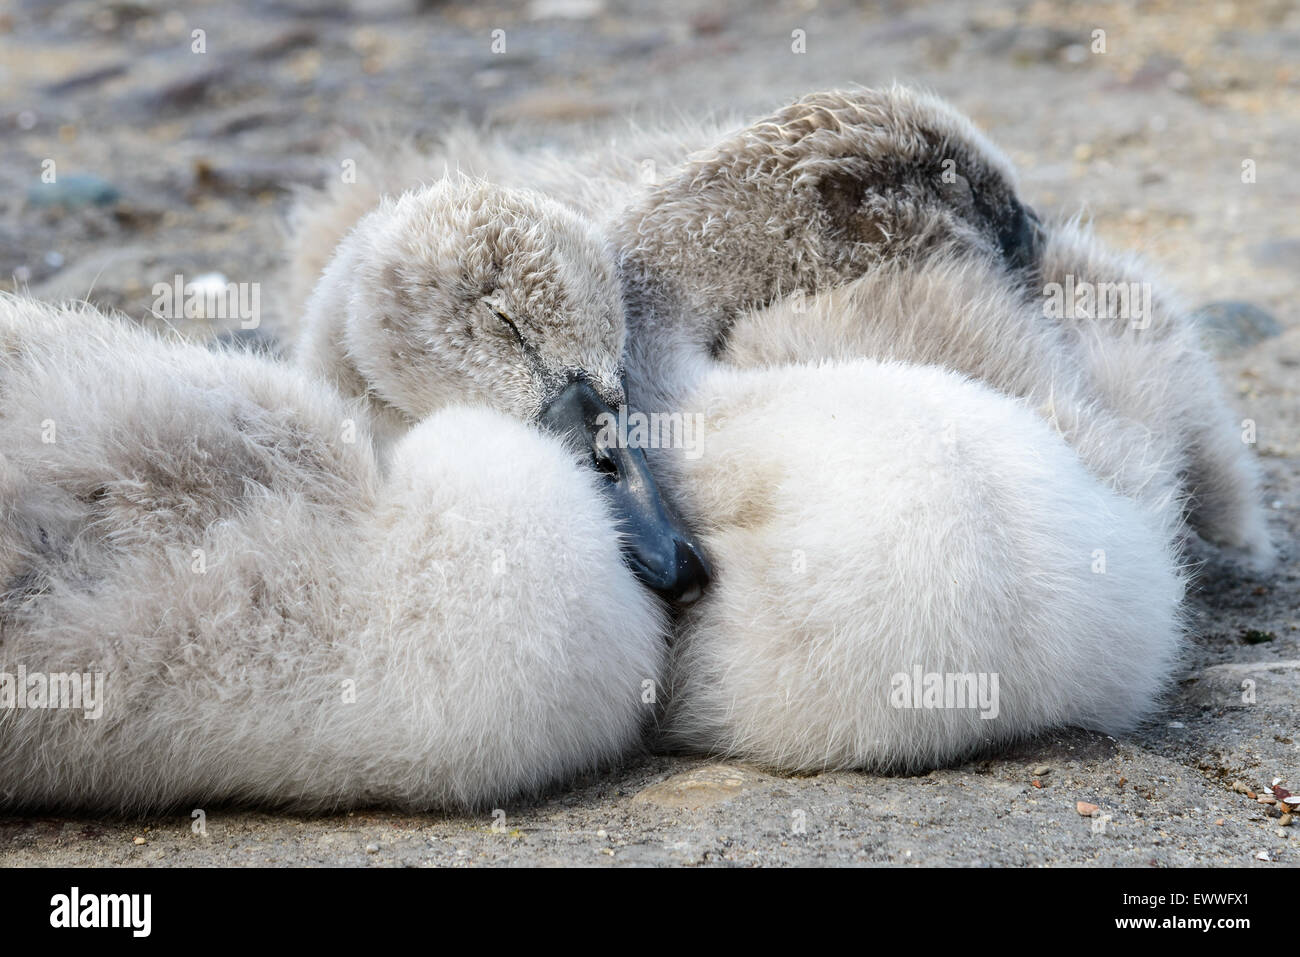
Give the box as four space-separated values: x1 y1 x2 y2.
604 88 1213 771
0 291 674 813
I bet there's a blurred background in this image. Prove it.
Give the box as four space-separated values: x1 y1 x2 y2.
1 0 1297 344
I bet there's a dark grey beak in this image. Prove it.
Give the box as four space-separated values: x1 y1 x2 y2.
539 379 711 605
997 200 1043 272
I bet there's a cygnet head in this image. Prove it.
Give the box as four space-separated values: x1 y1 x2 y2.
331 177 710 604
616 85 1042 337
769 86 1043 273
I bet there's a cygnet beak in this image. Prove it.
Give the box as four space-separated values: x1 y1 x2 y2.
998 200 1043 272
539 379 712 605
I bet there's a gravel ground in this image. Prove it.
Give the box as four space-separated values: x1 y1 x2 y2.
0 0 1297 866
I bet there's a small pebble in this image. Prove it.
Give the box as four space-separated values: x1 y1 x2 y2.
1281 814 1293 827
133 836 146 845
1215 818 1225 826
1077 801 1099 817
596 829 607 838
364 843 379 854
1256 850 1270 861
1032 765 1051 776
1231 780 1250 793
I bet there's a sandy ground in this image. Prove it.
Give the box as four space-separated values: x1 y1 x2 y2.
0 0 1297 866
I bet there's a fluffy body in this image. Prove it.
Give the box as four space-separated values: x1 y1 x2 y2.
0 295 664 812
653 360 1185 771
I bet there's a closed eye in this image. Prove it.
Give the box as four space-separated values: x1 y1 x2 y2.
490 307 525 345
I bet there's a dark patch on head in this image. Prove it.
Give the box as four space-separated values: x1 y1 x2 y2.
815 166 887 247
813 136 1043 280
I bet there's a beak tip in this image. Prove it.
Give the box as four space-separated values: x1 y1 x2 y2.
660 538 712 605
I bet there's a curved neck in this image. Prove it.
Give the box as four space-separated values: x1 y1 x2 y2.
617 257 721 416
